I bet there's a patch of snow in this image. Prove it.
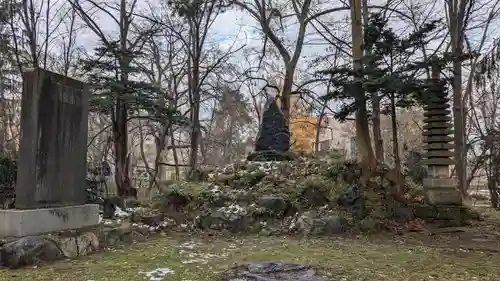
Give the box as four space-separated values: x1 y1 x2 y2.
101 219 114 225
114 206 130 217
177 241 199 249
140 268 175 281
218 204 247 216
181 258 209 264
210 185 221 193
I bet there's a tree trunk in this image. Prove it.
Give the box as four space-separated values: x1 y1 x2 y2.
488 179 498 209
0 98 5 154
452 57 466 196
390 92 403 195
113 100 135 197
361 0 384 162
188 58 201 176
153 125 169 187
315 108 326 153
170 133 180 180
223 118 236 164
350 0 376 184
372 97 383 161
281 67 295 127
448 0 466 197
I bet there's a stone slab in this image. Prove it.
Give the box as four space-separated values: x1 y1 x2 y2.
421 158 455 166
0 204 99 237
16 68 89 209
423 177 456 188
424 188 462 205
427 165 451 178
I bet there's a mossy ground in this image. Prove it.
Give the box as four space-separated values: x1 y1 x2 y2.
2 227 500 281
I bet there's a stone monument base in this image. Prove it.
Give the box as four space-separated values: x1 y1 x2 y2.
413 204 474 227
0 204 100 237
247 150 297 161
423 177 462 205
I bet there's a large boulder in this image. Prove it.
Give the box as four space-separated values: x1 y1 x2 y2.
46 232 99 258
291 212 348 235
259 195 290 216
220 261 345 281
0 236 64 268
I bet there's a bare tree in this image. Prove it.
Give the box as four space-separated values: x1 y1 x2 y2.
135 26 190 185
70 0 158 197
232 0 351 127
446 0 500 195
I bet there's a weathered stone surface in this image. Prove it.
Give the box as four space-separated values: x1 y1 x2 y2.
423 122 452 130
421 71 461 206
423 136 454 143
0 236 64 268
424 103 449 110
423 150 455 158
423 115 452 123
97 223 148 248
425 187 462 206
359 218 382 232
247 150 297 161
412 204 475 226
292 212 348 235
198 209 251 232
390 207 414 223
422 129 453 136
16 68 90 209
423 143 454 150
338 183 364 217
293 212 314 234
221 261 343 281
47 232 99 258
302 186 329 207
0 204 100 237
247 98 296 161
255 99 290 152
420 158 455 166
423 109 451 117
259 195 289 214
312 215 348 235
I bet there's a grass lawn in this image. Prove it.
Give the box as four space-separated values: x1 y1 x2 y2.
0 232 499 281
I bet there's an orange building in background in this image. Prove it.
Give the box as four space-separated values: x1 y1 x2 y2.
290 115 328 153
275 95 355 155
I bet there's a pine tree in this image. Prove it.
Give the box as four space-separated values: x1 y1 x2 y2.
320 13 446 196
80 41 186 196
321 13 443 120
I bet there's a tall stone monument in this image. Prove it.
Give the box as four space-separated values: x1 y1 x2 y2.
421 67 462 205
247 97 296 161
0 68 99 237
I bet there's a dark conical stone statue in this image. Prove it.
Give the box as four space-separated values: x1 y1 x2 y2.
247 98 297 161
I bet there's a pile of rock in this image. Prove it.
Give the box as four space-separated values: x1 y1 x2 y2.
151 155 432 236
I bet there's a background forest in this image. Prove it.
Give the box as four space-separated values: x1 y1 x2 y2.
0 0 497 205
